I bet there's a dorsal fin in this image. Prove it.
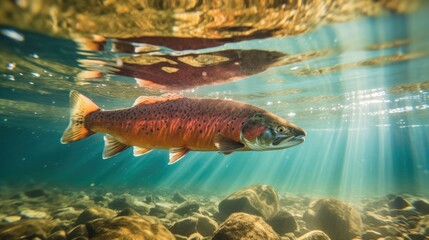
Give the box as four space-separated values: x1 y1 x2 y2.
133 147 152 156
169 147 189 165
214 134 245 152
133 94 183 107
103 135 130 159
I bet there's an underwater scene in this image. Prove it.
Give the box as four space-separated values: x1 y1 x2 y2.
1 1 429 239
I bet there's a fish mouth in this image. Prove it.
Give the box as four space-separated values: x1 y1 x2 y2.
272 134 305 147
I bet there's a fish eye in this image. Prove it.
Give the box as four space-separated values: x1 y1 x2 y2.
276 126 287 133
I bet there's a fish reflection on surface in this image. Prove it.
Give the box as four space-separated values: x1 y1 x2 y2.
80 49 286 90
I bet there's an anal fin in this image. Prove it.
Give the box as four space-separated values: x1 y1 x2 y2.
103 135 130 159
214 134 244 152
133 146 152 157
169 147 189 165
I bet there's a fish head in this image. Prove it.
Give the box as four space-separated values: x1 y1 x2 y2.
240 113 306 150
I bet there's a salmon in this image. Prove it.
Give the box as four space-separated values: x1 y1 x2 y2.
61 90 306 164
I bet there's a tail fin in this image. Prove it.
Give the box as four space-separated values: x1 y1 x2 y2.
61 90 100 144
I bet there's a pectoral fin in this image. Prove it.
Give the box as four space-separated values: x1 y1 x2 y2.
103 135 129 159
214 134 244 152
169 147 189 165
133 147 152 157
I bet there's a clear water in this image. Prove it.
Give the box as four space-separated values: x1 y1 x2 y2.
1 1 429 202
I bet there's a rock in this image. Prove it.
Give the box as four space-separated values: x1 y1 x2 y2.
175 234 188 240
195 214 218 237
219 185 279 220
24 188 47 198
414 215 429 235
107 193 136 210
85 215 175 239
156 202 176 210
412 199 429 214
297 230 331 240
0 219 57 239
388 208 420 217
407 233 427 240
20 209 49 219
281 233 297 240
67 224 88 239
174 200 200 215
388 196 411 209
267 210 298 235
361 230 382 240
188 232 204 240
303 198 362 240
92 195 109 204
376 225 402 236
3 215 21 223
149 206 169 218
47 230 67 240
52 207 81 221
169 217 198 236
75 207 116 225
212 212 280 240
117 207 140 217
145 195 153 204
173 193 187 203
363 211 393 226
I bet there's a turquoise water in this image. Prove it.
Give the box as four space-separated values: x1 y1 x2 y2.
1 4 429 201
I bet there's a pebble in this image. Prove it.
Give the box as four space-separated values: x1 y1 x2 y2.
20 209 49 219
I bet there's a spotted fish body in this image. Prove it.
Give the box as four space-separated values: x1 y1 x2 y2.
61 91 306 164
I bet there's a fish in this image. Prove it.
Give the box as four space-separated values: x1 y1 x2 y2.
61 90 306 164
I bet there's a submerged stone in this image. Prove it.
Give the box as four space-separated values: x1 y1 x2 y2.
169 217 198 236
75 207 116 225
297 230 331 240
67 224 88 239
361 230 383 240
412 199 429 214
117 207 140 217
85 215 175 240
20 209 49 219
107 193 136 210
219 185 279 220
387 196 411 209
303 198 362 240
173 192 187 203
24 188 48 198
195 214 218 237
174 200 200 215
0 219 57 240
47 229 67 240
212 212 280 240
267 210 298 235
